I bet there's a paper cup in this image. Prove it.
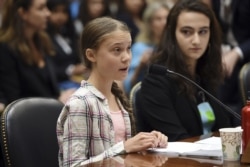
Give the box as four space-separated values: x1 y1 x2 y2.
219 128 243 161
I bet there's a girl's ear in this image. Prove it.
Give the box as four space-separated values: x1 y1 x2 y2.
17 7 27 21
85 48 97 63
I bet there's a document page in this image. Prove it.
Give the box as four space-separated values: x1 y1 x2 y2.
148 137 222 159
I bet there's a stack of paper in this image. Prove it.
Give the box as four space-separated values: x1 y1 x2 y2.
148 136 223 159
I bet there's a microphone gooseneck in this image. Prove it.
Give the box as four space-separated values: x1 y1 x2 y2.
149 64 241 121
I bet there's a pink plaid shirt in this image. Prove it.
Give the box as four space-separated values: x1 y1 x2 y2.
57 81 132 167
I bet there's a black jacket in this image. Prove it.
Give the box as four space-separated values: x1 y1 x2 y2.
0 43 60 105
136 73 233 141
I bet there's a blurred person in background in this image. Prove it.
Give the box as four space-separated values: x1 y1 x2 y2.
0 0 75 108
123 1 170 94
74 0 112 36
47 0 87 91
116 0 147 44
203 0 250 126
147 0 177 8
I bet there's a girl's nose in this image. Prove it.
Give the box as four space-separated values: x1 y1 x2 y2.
122 52 131 62
192 33 200 45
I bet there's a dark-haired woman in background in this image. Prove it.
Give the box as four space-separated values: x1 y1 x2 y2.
73 0 112 36
136 0 233 141
116 0 147 44
0 0 74 107
47 0 87 90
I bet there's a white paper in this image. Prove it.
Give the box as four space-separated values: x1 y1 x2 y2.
195 136 222 149
148 137 223 159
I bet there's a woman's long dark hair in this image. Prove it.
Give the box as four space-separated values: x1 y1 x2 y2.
117 0 147 19
0 0 54 65
151 0 223 100
46 0 79 55
47 0 77 38
78 0 111 26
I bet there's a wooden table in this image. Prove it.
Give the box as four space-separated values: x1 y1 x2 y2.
82 132 250 167
241 139 250 164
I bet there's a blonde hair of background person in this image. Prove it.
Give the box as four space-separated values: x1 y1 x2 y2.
56 17 168 167
122 1 170 93
136 1 170 46
147 0 178 8
0 0 75 106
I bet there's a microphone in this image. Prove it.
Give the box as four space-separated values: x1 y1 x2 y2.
148 64 241 121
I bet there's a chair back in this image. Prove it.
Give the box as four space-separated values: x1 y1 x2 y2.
0 97 64 167
129 82 142 132
239 62 250 105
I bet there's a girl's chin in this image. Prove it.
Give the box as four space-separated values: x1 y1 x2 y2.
114 77 127 82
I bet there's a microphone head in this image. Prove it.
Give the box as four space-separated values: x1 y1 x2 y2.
148 64 168 75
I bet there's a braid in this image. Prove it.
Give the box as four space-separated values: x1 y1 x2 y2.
111 82 136 136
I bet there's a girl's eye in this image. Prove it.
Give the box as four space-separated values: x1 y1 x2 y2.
114 48 121 52
199 29 208 35
181 30 192 36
